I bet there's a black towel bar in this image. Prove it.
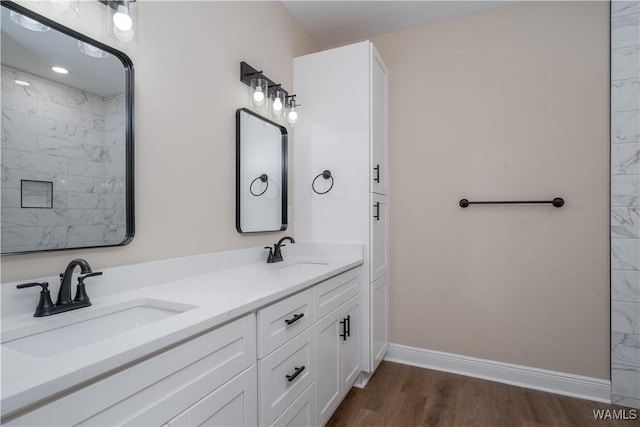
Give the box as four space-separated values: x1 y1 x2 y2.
459 198 564 208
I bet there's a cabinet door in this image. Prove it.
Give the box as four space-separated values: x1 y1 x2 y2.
371 275 389 371
167 365 257 427
271 385 316 427
370 193 389 281
313 309 342 427
370 44 389 196
340 295 360 393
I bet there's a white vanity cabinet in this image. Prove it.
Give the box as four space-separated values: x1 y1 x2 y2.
294 40 390 375
6 314 257 427
257 267 361 427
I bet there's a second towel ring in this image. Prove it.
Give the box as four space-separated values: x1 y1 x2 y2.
312 170 334 195
250 174 269 196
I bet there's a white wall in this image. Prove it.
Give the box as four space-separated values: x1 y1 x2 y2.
370 1 610 379
1 1 318 282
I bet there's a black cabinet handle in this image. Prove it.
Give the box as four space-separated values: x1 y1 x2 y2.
286 365 305 382
340 318 347 341
345 315 351 337
285 313 304 325
374 202 380 221
374 164 380 183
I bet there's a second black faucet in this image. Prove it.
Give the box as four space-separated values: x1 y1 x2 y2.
265 236 295 263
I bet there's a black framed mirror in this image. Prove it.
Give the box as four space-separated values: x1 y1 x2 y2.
236 108 287 233
1 1 134 255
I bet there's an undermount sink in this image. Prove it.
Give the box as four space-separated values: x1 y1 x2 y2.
1 298 197 358
279 261 329 273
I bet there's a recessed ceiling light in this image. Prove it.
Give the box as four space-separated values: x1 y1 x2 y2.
52 66 69 74
14 80 30 86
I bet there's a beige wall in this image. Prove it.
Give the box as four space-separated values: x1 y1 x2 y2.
1 1 318 283
371 1 610 379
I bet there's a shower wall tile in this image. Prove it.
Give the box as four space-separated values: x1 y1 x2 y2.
612 175 640 207
611 238 640 271
612 270 640 302
612 78 640 112
0 208 37 227
1 65 126 252
37 209 94 227
612 333 640 366
612 364 640 398
1 128 37 152
611 207 640 238
612 301 640 334
1 168 38 189
612 1 640 408
612 46 640 80
612 141 640 175
612 111 640 143
612 13 640 49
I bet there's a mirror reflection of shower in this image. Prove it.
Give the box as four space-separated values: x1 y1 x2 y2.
0 3 134 254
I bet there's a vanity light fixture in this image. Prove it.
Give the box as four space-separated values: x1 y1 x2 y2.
14 80 30 86
240 62 299 125
10 11 50 31
99 0 137 43
52 66 69 74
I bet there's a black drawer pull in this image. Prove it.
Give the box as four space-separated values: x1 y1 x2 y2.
286 365 305 382
374 202 380 221
374 164 380 183
285 313 304 325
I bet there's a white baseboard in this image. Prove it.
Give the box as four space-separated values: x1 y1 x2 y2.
384 343 611 403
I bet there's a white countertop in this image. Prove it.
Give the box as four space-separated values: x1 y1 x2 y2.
0 243 363 417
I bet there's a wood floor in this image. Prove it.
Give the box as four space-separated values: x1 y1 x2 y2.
326 362 636 427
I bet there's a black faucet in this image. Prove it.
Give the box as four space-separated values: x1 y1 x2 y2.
265 236 295 263
17 258 102 317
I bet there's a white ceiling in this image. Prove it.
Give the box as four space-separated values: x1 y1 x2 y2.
1 6 126 97
282 1 516 48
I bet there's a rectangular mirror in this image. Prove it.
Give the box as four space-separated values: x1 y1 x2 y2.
236 108 287 233
1 1 134 255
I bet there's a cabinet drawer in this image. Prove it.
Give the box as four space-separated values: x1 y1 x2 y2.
259 330 315 426
167 365 257 427
8 314 256 427
271 384 315 427
257 288 315 358
315 267 360 319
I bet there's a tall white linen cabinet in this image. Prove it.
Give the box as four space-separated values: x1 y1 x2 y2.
294 40 390 382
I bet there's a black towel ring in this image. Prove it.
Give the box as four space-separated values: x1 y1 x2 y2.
250 174 269 196
312 170 334 195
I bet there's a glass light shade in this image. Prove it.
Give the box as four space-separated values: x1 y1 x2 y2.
272 91 284 118
108 1 137 44
10 11 50 31
287 105 298 126
251 78 268 109
113 5 133 31
78 41 109 58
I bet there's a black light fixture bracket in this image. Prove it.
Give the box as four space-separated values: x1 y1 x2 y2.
98 0 136 11
240 62 289 98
